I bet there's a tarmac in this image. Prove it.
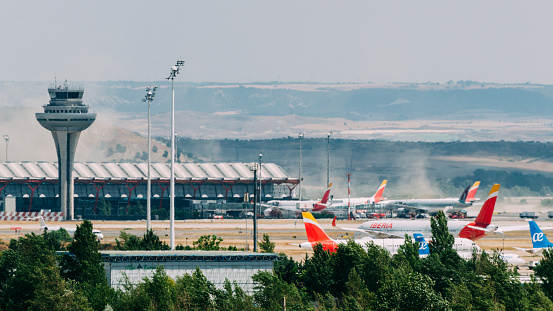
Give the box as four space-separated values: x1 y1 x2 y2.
0 213 550 278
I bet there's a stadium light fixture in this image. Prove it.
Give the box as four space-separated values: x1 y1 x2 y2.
142 86 157 231
166 60 184 250
3 135 9 162
298 132 304 201
327 132 332 188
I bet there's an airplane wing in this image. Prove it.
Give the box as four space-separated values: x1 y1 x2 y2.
513 247 543 254
497 225 553 233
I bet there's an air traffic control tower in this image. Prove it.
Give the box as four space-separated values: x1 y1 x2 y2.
36 80 96 220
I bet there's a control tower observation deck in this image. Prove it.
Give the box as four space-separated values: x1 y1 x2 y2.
35 80 96 220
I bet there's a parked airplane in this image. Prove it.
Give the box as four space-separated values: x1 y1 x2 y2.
381 181 481 215
263 183 332 217
514 221 553 254
299 212 478 254
39 216 104 240
330 180 388 208
334 184 500 241
415 232 524 265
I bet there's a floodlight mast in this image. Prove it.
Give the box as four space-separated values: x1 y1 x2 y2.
3 135 9 162
166 60 184 250
143 86 157 231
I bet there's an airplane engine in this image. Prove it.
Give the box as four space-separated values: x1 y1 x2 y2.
263 208 273 217
299 242 314 250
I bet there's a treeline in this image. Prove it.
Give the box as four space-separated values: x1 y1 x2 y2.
4 217 553 310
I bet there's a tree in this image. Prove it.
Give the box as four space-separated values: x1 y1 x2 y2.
375 267 449 311
253 271 307 311
42 228 72 251
193 235 223 250
1 233 93 311
533 248 553 299
258 233 275 253
60 220 113 311
115 229 170 251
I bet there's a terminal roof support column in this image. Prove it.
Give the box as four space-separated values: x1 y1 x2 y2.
190 182 204 200
25 180 44 212
0 181 10 197
221 181 237 200
285 183 298 200
92 181 109 213
124 181 139 208
157 181 169 210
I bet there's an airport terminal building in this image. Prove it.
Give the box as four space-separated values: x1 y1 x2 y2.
0 162 299 219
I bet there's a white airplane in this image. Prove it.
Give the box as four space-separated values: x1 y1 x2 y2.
415 232 525 265
334 184 500 241
381 181 481 215
39 216 104 241
263 183 332 217
329 180 387 208
299 212 478 254
514 220 553 254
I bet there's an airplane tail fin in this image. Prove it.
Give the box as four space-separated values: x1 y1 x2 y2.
413 233 430 256
302 212 332 243
319 183 332 204
465 181 481 203
474 184 500 226
529 221 551 248
38 216 47 229
372 180 387 203
458 185 470 203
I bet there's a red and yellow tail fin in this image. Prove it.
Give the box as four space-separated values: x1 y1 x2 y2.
319 183 332 204
475 184 500 225
373 180 387 203
465 181 481 203
302 212 333 243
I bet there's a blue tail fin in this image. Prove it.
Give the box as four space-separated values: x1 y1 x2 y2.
413 233 430 255
529 221 553 248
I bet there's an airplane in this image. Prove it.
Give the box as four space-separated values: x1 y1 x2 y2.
334 184 500 241
415 231 524 265
263 183 333 217
380 181 481 215
39 216 104 241
329 180 388 208
299 212 478 254
514 220 553 254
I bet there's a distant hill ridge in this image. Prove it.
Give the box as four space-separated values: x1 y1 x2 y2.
3 81 553 120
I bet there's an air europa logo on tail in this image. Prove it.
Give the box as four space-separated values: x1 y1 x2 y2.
369 223 393 229
533 232 544 242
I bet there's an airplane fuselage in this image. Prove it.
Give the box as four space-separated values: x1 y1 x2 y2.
382 198 472 215
358 219 492 241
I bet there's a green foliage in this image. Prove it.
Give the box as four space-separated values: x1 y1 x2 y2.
0 233 94 311
258 233 275 253
193 234 223 250
375 267 449 311
115 229 170 251
429 211 455 256
393 234 422 272
300 243 334 297
252 271 307 311
60 220 113 311
99 199 111 215
535 248 553 299
42 227 72 251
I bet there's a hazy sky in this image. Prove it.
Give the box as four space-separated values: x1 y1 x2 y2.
3 1 553 84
